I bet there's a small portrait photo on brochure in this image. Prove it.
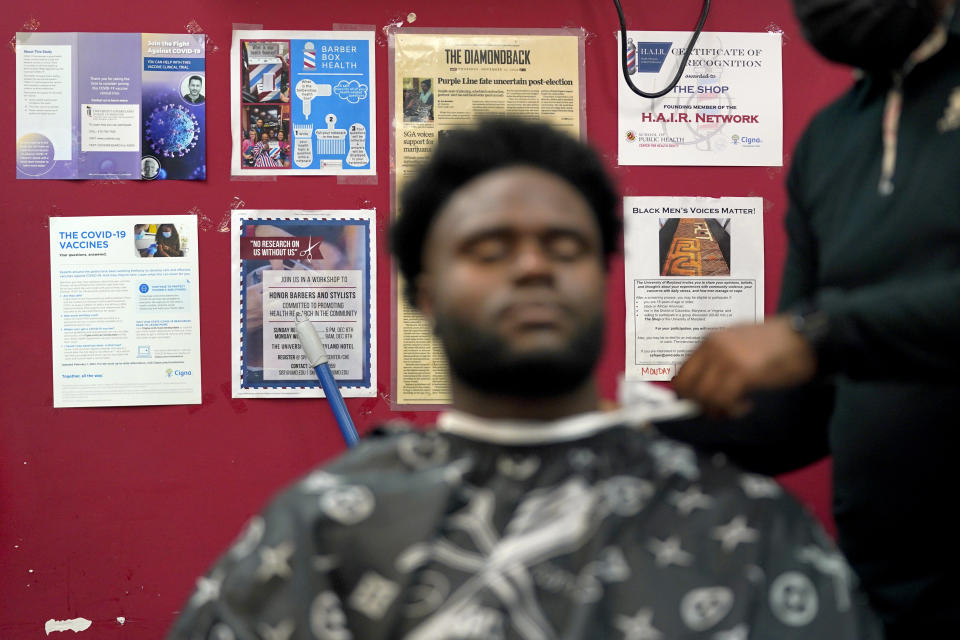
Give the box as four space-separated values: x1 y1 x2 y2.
141 155 161 180
181 74 205 105
134 223 190 258
659 217 731 276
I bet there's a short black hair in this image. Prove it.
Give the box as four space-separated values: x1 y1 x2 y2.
392 118 620 307
188 75 203 85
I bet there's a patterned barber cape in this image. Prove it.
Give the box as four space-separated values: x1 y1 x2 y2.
169 410 881 639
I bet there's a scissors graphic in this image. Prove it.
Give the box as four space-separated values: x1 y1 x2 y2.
299 236 324 260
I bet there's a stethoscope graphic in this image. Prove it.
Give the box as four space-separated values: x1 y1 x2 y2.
299 236 323 260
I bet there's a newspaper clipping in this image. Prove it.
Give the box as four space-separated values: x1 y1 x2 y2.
392 30 584 406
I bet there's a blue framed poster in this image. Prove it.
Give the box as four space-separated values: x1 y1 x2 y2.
231 31 375 176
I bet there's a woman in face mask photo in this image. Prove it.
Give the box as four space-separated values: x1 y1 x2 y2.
154 224 183 257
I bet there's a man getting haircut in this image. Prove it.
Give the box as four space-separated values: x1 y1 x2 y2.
169 119 879 639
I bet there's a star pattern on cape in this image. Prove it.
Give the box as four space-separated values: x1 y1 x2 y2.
615 608 664 640
669 485 715 515
256 541 295 581
713 623 749 640
739 474 781 499
712 516 759 552
649 441 699 480
189 574 221 607
258 619 295 640
647 536 694 567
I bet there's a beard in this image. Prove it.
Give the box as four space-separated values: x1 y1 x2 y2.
434 311 605 398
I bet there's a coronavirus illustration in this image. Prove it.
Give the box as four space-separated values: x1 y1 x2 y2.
145 104 200 158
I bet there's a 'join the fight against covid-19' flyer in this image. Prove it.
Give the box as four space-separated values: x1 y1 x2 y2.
16 32 206 180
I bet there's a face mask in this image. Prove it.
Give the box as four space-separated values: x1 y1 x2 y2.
792 0 942 71
162 231 172 238
135 232 145 240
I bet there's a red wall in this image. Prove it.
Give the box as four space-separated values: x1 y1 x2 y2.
0 1 852 637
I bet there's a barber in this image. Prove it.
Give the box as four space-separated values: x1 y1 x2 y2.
661 1 960 637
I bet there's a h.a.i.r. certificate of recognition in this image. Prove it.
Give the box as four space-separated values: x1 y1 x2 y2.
618 31 782 166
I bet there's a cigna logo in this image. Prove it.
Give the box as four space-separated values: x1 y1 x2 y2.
731 134 762 147
166 368 193 378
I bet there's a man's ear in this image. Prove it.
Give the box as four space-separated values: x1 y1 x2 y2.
414 273 437 333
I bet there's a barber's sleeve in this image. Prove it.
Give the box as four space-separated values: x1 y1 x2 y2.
748 498 883 639
166 490 344 640
800 276 960 380
654 381 832 475
779 118 960 381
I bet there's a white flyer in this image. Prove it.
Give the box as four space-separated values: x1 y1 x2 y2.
231 210 376 398
624 197 764 380
618 31 782 166
49 215 201 407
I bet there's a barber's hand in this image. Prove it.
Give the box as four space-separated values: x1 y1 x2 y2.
673 316 817 418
